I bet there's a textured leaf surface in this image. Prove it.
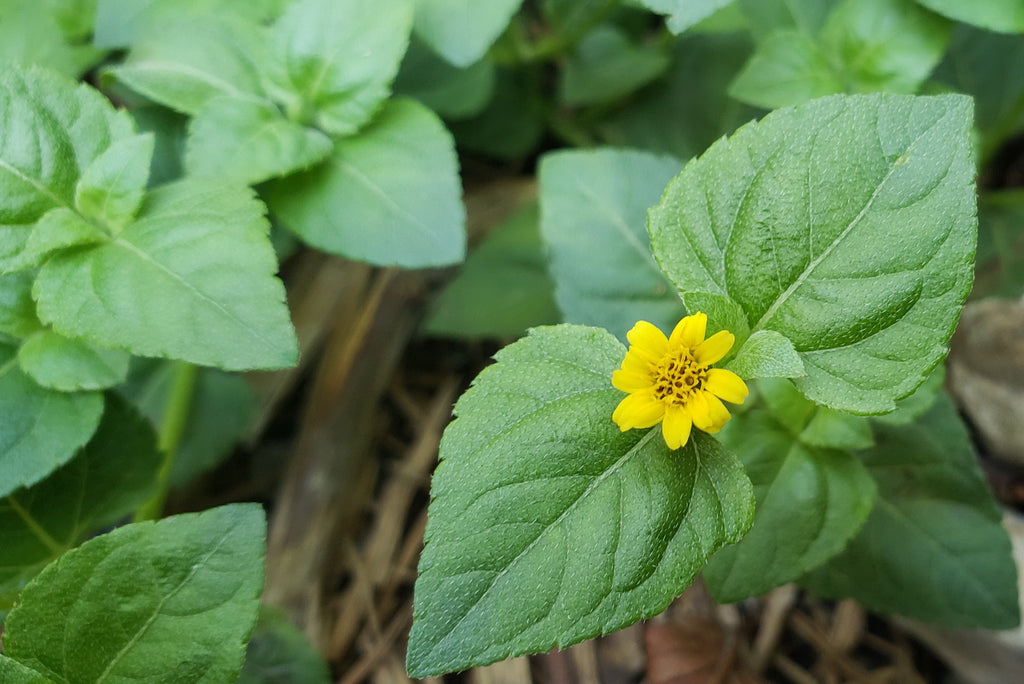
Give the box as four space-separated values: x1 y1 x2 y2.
413 0 523 67
539 148 684 340
2 504 266 682
267 0 412 136
34 180 298 370
802 395 1020 628
0 395 159 610
185 95 332 185
0 344 104 498
705 411 876 602
0 656 50 683
724 330 804 379
17 330 129 392
649 94 976 414
268 98 465 268
407 325 754 676
915 0 1024 32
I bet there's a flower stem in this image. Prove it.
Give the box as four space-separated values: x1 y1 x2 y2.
134 361 198 522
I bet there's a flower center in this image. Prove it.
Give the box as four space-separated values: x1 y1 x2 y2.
652 349 707 406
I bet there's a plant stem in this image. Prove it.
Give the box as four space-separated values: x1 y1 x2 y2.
134 361 198 522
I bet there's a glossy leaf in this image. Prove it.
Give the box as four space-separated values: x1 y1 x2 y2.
2 504 266 682
539 148 684 340
267 98 465 268
649 94 976 414
0 395 160 610
34 180 299 370
413 0 523 67
407 325 754 676
0 344 104 498
802 395 1020 628
17 330 130 392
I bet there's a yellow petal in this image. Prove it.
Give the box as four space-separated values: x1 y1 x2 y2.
693 330 734 365
687 391 713 431
621 350 651 376
661 405 692 450
669 312 707 349
701 391 732 433
612 389 665 431
705 368 749 404
612 369 653 393
626 320 669 361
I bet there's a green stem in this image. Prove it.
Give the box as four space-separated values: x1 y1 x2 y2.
134 362 198 522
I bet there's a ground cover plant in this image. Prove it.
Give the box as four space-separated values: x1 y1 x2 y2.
1 0 1023 681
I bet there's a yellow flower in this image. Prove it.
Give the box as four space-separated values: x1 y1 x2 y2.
612 313 749 450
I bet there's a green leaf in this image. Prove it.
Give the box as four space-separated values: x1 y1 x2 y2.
0 395 159 610
184 95 333 185
94 0 287 48
871 363 943 425
539 148 684 340
704 411 876 602
238 607 331 684
0 2 104 78
725 330 804 379
728 30 842 109
448 67 545 159
975 190 1024 296
2 504 266 682
75 133 154 231
637 0 736 33
737 0 837 40
17 330 129 392
394 39 496 120
914 0 1024 33
802 395 1020 629
33 180 299 371
105 15 271 116
407 325 754 676
648 94 976 414
681 292 750 343
818 0 951 94
267 98 465 268
266 0 413 137
0 656 51 684
560 25 670 107
0 344 104 498
799 407 873 449
413 0 523 67
14 209 107 272
425 202 561 338
0 271 42 339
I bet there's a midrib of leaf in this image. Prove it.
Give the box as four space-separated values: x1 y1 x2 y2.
0 158 73 215
93 527 232 682
424 427 660 661
110 237 284 356
124 61 270 107
331 154 435 238
6 495 64 555
576 182 661 273
751 108 946 334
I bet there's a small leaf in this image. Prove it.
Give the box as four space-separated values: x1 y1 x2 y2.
0 271 42 339
267 98 465 268
2 504 266 682
801 394 1020 629
649 94 976 414
266 0 413 136
17 330 130 392
0 344 104 498
75 133 154 231
413 0 523 67
16 208 107 271
728 30 842 109
914 0 1024 33
637 0 736 33
539 148 684 340
184 95 333 185
425 202 561 338
238 607 331 684
407 325 754 676
560 25 670 107
0 395 160 610
705 411 876 602
725 330 804 379
34 180 298 371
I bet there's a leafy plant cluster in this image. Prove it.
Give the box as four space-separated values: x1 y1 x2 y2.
0 0 1021 681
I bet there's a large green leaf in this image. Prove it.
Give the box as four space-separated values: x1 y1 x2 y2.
637 0 736 33
914 0 1024 33
539 148 684 340
649 94 976 414
728 30 841 110
2 504 266 682
802 395 1020 629
184 95 333 185
267 98 465 268
0 395 160 610
703 411 876 602
407 325 754 676
413 0 523 68
33 180 298 371
0 344 104 498
265 0 413 137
